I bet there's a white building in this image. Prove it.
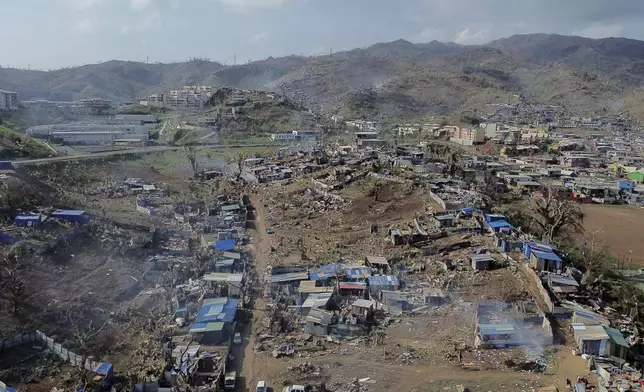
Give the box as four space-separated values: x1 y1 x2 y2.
0 89 19 111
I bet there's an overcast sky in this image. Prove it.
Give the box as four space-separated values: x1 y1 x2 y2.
3 0 644 70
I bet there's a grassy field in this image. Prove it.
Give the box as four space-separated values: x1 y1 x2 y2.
0 125 57 159
580 204 644 266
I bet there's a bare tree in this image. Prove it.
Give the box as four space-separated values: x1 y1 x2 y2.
525 189 584 243
0 264 26 315
65 308 109 385
369 181 384 202
235 152 247 180
183 143 198 177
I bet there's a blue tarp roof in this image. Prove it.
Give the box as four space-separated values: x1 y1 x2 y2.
531 250 562 262
196 297 239 323
345 267 372 280
215 239 236 251
487 220 512 229
0 381 17 392
94 363 113 376
15 214 41 220
367 275 400 287
52 209 85 216
526 241 557 252
309 263 342 281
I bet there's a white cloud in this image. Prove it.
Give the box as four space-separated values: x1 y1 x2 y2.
414 28 438 42
453 28 490 45
66 0 103 10
250 32 269 43
572 23 624 39
72 18 94 34
121 11 162 33
216 0 288 12
130 0 154 11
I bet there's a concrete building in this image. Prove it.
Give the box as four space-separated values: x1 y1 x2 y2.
451 127 485 145
0 89 19 111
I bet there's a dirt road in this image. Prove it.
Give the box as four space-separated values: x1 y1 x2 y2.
240 192 272 389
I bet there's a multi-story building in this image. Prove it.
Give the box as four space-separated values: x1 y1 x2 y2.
0 89 19 111
144 86 213 111
451 127 485 145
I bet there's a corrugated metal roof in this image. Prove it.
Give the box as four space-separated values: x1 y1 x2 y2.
367 275 400 287
604 326 630 347
487 220 512 229
94 363 113 376
301 293 332 309
345 267 372 279
548 274 579 287
365 256 388 265
352 299 376 308
339 282 366 290
189 321 225 333
222 251 241 259
479 323 516 335
202 272 243 282
220 204 242 211
532 250 562 262
299 280 334 294
309 263 342 280
196 298 238 323
306 308 333 325
470 253 494 262
214 259 235 267
573 324 609 341
52 209 86 216
215 239 236 251
269 272 309 284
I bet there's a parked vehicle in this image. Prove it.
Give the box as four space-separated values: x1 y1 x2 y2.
224 371 236 390
233 332 242 344
256 380 268 392
282 385 305 392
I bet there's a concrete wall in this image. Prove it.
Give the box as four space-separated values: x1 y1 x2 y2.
0 330 112 376
428 191 447 209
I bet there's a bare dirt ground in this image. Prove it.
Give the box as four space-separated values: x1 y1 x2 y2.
241 182 592 392
580 204 644 266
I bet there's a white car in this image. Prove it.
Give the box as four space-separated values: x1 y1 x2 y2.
283 385 306 392
256 381 268 392
233 332 242 344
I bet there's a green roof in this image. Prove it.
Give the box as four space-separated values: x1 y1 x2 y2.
190 321 225 333
627 171 644 181
220 204 241 211
604 326 630 347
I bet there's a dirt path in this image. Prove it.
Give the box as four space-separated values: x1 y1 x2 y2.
240 192 271 389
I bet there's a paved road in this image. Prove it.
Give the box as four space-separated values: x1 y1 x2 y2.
11 143 273 166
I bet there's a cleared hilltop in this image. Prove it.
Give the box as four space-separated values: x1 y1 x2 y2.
3 34 644 119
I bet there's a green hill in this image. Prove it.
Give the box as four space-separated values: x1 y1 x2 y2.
0 125 57 160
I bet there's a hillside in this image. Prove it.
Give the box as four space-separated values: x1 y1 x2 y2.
0 124 57 160
205 88 320 137
2 34 644 119
488 34 644 86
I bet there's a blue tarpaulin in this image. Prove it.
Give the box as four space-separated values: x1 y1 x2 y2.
309 263 342 281
367 275 400 287
531 250 562 262
196 298 239 323
215 239 236 251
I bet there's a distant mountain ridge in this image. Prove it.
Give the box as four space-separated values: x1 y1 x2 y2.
3 33 644 119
